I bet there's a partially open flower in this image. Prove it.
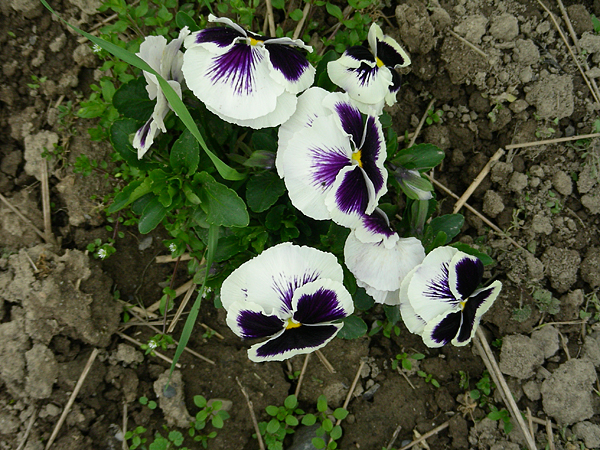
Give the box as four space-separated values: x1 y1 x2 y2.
277 88 387 229
133 27 190 159
182 15 315 129
399 246 502 347
344 208 425 305
221 243 354 362
327 23 410 115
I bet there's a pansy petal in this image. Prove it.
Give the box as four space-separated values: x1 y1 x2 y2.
407 246 460 323
133 118 159 159
186 26 243 52
377 35 411 68
138 35 167 99
292 279 353 324
399 265 427 334
324 93 364 146
266 44 315 94
280 114 352 220
345 232 425 302
221 243 344 316
326 165 376 228
453 280 502 346
226 300 284 339
448 252 484 300
207 13 248 37
183 43 284 123
354 208 398 248
359 115 387 195
422 310 462 348
248 324 341 362
277 87 330 177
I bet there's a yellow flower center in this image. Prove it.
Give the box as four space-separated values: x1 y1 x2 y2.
352 150 363 168
249 37 262 46
286 319 301 330
460 300 467 310
376 57 384 68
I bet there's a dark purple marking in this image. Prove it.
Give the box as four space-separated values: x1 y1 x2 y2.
237 310 284 339
195 26 242 47
345 45 375 63
137 119 152 148
255 325 338 357
309 146 350 188
272 272 320 312
359 116 385 193
361 209 395 238
293 288 347 324
453 257 483 299
334 166 369 216
333 101 363 146
208 44 261 94
267 44 310 82
376 40 407 68
423 262 455 303
455 287 492 344
430 311 462 346
390 70 401 93
350 63 379 87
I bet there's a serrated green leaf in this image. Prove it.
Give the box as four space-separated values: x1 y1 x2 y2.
246 171 286 213
170 129 199 175
196 172 249 227
113 76 156 121
138 196 167 234
337 315 367 339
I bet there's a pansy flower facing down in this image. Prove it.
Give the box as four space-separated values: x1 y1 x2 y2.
344 209 425 305
277 88 387 229
327 23 410 115
133 27 190 159
221 243 354 362
399 246 502 348
182 15 315 129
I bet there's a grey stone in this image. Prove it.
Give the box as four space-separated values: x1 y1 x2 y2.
581 192 600 214
395 1 435 55
490 441 520 450
577 164 597 194
10 0 42 18
110 344 144 367
0 410 20 435
490 161 513 184
25 343 58 399
499 334 544 379
153 370 193 428
552 170 573 196
531 213 553 235
288 424 321 450
541 359 596 425
581 336 600 368
541 247 581 293
573 421 600 449
489 14 519 41
522 380 541 401
23 131 59 181
531 325 559 359
567 5 594 35
580 32 600 54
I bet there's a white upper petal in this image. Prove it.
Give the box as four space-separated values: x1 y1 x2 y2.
220 243 344 315
138 35 167 100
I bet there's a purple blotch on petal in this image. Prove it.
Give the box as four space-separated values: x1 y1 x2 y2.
267 44 309 82
272 272 320 312
377 41 407 67
334 166 370 216
345 45 375 63
237 310 284 339
358 116 385 192
334 101 364 146
351 64 379 87
361 209 395 238
137 119 152 148
195 26 243 46
209 44 261 94
294 288 347 324
424 263 455 302
255 325 338 358
454 257 484 299
390 70 401 93
430 311 462 346
455 287 493 343
309 146 351 188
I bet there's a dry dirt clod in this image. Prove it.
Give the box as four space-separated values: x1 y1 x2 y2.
153 370 193 429
499 334 545 380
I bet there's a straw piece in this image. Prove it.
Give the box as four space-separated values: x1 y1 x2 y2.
294 353 311 398
117 332 182 368
328 361 365 446
453 148 505 214
16 408 38 450
292 2 311 40
448 30 488 59
46 349 99 450
41 158 55 244
167 282 197 334
155 253 193 263
122 402 129 450
408 98 436 149
147 279 194 313
315 349 336 373
236 377 265 450
386 424 403 450
399 420 450 450
505 132 600 150
264 0 276 37
546 418 556 450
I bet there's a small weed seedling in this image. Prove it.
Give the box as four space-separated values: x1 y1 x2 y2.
140 334 174 357
417 370 440 388
259 394 304 450
487 405 513 434
190 395 230 447
306 395 349 450
426 108 443 125
391 352 425 371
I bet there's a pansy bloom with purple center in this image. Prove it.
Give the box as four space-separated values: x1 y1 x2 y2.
221 243 354 362
399 246 502 347
277 89 387 229
327 23 410 115
133 27 190 159
182 15 315 129
344 208 425 305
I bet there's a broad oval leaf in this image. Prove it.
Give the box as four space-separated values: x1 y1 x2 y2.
138 196 167 234
196 172 249 227
391 143 445 171
170 129 199 175
337 315 367 339
113 76 156 121
246 171 286 213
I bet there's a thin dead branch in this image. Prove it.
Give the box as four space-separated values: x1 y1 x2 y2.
399 420 450 450
167 282 197 334
117 332 182 368
408 98 436 148
16 408 39 450
147 279 195 313
292 2 311 40
294 353 311 398
236 377 265 450
41 158 56 244
155 253 193 263
505 133 600 150
264 0 276 37
386 424 403 450
448 30 488 59
315 349 336 373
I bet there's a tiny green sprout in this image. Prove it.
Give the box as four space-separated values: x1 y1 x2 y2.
425 108 443 125
139 396 158 410
391 352 425 371
459 370 470 390
512 304 532 323
487 405 513 434
417 370 440 388
7 31 16 38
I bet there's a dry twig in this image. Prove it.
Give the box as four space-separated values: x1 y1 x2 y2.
386 424 403 450
41 158 55 244
122 402 129 450
46 349 99 450
505 133 600 150
315 349 336 373
117 332 182 368
294 353 311 398
236 377 265 450
264 0 276 37
292 2 311 40
408 98 436 148
447 30 488 59
399 420 450 450
147 279 195 313
155 253 193 263
0 192 47 242
16 408 39 450
546 418 556 450
167 282 197 333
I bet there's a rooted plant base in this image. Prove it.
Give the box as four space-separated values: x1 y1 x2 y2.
2 1 600 449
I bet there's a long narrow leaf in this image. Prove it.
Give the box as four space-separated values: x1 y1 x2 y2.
169 224 219 378
40 0 244 181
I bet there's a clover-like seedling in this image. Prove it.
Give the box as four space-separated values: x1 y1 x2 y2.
189 395 229 448
258 395 304 450
309 395 349 450
391 352 425 371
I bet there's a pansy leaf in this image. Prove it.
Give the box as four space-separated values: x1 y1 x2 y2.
246 171 286 213
243 150 276 168
170 129 199 175
353 287 375 311
132 192 154 215
384 304 401 325
391 143 445 171
113 76 156 121
108 179 144 213
138 196 168 234
175 11 200 31
326 2 344 20
213 235 245 262
337 315 368 339
251 131 278 153
429 214 464 243
451 243 494 266
315 49 339 91
110 118 154 170
195 172 249 227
